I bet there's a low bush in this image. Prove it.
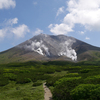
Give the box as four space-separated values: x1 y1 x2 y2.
19 70 30 73
38 75 52 80
3 73 17 81
71 84 100 100
46 76 62 87
16 78 31 84
45 69 55 74
55 68 61 72
80 69 91 73
0 77 9 86
53 77 82 100
84 75 100 84
33 82 42 86
64 73 79 77
3 69 14 73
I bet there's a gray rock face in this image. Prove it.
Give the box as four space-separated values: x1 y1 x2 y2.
17 34 78 61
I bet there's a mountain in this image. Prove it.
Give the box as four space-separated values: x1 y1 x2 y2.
0 33 100 64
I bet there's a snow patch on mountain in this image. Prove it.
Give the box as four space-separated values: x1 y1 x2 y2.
58 39 77 61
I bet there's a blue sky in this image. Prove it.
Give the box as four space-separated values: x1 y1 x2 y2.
0 0 100 52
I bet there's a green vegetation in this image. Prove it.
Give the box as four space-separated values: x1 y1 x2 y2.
80 69 91 73
53 77 82 100
45 61 100 100
71 84 100 100
0 82 44 100
0 61 100 99
33 81 42 86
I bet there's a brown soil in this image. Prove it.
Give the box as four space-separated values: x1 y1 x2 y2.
43 83 53 100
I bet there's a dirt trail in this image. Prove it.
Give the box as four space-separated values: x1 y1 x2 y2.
43 83 53 100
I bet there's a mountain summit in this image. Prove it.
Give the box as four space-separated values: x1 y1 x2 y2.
0 34 100 63
18 33 77 61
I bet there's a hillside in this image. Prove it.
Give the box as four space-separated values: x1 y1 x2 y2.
0 34 100 64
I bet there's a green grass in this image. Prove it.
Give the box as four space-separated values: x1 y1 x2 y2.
0 81 44 100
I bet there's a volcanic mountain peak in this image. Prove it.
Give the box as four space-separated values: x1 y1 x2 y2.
0 34 100 64
17 34 77 61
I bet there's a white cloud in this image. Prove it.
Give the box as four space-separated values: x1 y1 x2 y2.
48 24 53 29
7 18 18 26
0 29 6 38
85 37 90 40
0 0 16 9
66 0 100 30
12 24 30 38
48 23 73 35
56 6 65 16
49 0 100 35
0 27 12 38
0 18 30 39
34 28 43 35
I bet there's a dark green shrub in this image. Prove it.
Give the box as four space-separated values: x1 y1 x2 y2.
33 82 42 86
55 68 61 72
21 97 31 100
24 78 31 83
64 73 79 77
38 75 52 80
3 73 17 81
46 76 62 87
53 77 82 100
45 69 55 74
0 77 9 86
80 69 91 73
84 75 100 84
19 70 30 73
71 84 100 100
17 78 31 84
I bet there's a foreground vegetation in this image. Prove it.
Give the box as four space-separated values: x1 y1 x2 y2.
0 82 44 100
0 61 100 99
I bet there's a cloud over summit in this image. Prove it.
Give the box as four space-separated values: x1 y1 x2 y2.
49 0 100 35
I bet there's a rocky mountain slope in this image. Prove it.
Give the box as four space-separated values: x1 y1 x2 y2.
0 34 100 63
